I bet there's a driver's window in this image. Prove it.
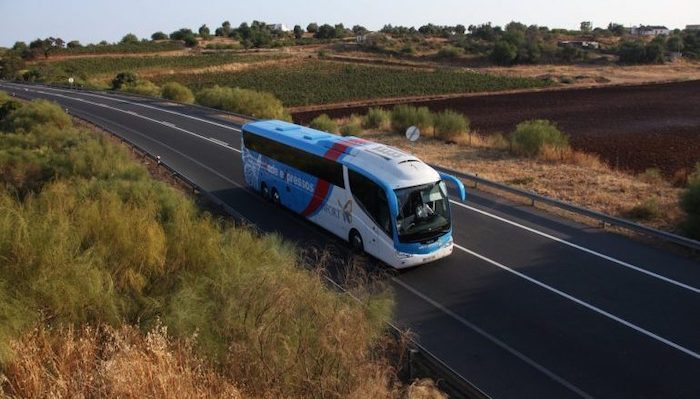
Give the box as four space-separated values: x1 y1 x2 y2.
349 170 391 236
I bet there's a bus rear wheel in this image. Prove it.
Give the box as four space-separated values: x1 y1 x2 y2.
271 188 281 206
349 229 363 253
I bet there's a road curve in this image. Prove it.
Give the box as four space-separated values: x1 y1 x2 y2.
3 82 699 399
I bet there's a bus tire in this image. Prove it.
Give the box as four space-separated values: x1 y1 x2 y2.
261 182 270 200
271 188 281 206
349 229 363 253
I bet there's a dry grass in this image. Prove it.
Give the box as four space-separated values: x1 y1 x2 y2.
1 324 241 398
360 130 684 231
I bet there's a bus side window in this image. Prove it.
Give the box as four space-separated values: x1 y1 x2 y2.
349 170 392 237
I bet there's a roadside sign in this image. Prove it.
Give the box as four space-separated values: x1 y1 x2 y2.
406 126 420 142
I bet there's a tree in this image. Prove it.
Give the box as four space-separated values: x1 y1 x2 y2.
666 35 684 52
618 40 647 63
66 40 81 48
293 25 304 39
491 40 518 65
352 25 368 35
198 24 211 40
455 24 466 35
170 28 194 41
607 22 625 36
580 21 592 33
314 24 336 39
306 23 318 33
11 41 27 52
151 31 168 40
120 33 139 44
334 23 347 38
0 53 25 79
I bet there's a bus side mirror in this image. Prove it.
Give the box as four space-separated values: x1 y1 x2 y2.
439 172 466 202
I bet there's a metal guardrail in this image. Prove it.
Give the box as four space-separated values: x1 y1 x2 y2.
432 165 700 252
6 80 699 253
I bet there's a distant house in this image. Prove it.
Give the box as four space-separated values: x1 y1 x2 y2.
686 25 700 31
558 40 600 50
630 25 670 36
267 24 290 32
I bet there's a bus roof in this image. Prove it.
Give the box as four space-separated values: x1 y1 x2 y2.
243 120 440 189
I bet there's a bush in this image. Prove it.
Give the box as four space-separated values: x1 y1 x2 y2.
2 99 72 131
339 122 362 136
111 71 138 90
437 45 464 59
195 85 289 120
491 40 518 65
122 80 161 97
510 119 569 157
626 197 661 221
160 82 194 103
638 168 664 184
433 110 469 140
309 114 337 133
390 104 433 134
363 107 390 130
681 164 700 239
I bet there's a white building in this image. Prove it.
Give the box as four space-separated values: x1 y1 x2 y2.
630 25 670 36
267 24 291 32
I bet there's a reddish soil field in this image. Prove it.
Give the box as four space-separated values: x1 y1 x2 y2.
292 80 700 176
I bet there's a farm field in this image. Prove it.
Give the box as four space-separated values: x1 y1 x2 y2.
149 60 550 106
292 79 700 176
34 52 291 79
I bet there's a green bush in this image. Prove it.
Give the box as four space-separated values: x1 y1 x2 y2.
363 107 390 129
195 85 289 120
434 110 469 140
111 71 138 90
160 82 195 103
2 99 72 131
681 164 700 239
122 80 161 97
309 114 337 133
339 122 362 136
390 104 433 134
437 45 464 59
626 197 661 221
510 119 569 157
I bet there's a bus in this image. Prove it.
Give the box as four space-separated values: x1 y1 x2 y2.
241 120 466 268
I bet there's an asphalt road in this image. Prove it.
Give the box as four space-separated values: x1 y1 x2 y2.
3 82 699 399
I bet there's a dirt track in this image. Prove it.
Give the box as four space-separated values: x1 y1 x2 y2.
292 80 700 175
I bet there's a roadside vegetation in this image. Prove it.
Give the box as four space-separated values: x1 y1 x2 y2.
0 94 439 398
315 107 693 235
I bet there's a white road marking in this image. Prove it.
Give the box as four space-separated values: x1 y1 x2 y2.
161 121 176 127
392 277 594 399
32 84 697 296
208 137 230 147
449 200 700 295
454 243 700 361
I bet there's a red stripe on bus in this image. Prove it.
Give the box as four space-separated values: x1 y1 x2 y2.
301 180 331 217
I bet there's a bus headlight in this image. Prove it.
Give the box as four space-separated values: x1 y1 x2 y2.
396 251 414 259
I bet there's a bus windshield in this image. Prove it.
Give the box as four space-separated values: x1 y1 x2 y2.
395 181 451 243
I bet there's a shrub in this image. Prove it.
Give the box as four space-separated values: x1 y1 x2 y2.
111 71 138 90
510 119 569 157
626 197 661 221
160 82 194 103
339 122 362 136
433 110 469 140
2 99 72 131
122 80 161 97
491 40 518 65
363 107 390 130
309 114 337 133
390 104 433 134
638 168 664 184
195 85 289 120
681 164 700 238
437 45 464 59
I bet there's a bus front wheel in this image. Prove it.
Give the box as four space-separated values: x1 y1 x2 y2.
349 229 364 253
261 183 270 200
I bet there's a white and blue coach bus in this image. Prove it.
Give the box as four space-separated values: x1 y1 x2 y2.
241 120 466 268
